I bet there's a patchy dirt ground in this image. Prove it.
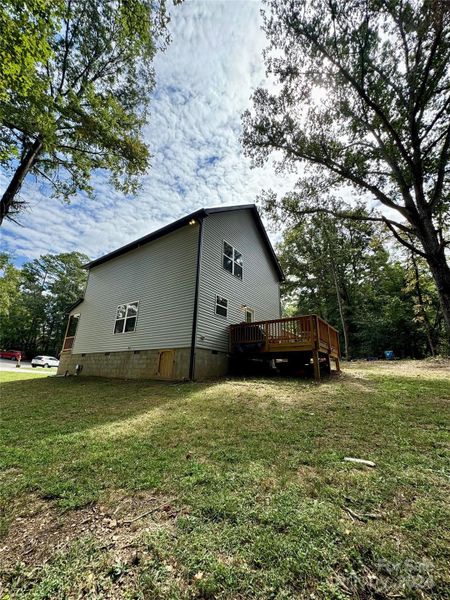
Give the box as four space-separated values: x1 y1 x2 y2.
1 491 183 572
347 357 450 376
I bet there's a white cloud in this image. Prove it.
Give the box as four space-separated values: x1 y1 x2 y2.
1 0 299 264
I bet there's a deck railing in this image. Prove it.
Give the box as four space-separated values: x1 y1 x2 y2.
229 314 340 356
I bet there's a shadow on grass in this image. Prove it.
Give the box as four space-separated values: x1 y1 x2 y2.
1 368 448 510
0 376 216 443
1 365 449 598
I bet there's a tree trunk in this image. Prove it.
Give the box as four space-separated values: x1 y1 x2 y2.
426 254 450 339
416 215 450 338
0 137 43 225
331 259 349 359
410 253 436 356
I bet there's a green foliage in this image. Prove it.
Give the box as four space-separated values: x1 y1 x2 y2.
0 0 170 222
0 252 21 317
403 253 446 356
274 202 443 358
0 1 58 104
0 251 88 356
242 0 450 332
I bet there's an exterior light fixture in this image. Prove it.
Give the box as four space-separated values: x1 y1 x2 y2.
188 219 196 225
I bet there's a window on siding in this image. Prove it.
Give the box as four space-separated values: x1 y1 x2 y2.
223 241 243 279
245 307 254 323
67 314 80 337
215 295 228 317
114 301 139 334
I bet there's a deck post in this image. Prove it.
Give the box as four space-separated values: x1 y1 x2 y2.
60 313 72 355
335 356 341 373
312 316 320 381
312 350 320 381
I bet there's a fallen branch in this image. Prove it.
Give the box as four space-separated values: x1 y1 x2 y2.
344 457 376 467
343 506 366 521
123 499 176 524
343 506 382 522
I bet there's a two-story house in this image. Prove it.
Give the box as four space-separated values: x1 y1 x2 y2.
58 204 284 380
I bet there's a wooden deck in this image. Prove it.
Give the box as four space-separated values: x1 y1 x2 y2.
229 315 340 380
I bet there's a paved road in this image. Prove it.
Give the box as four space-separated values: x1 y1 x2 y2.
0 358 57 373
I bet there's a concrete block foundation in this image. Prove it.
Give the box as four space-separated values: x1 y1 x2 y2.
193 348 229 380
58 347 229 381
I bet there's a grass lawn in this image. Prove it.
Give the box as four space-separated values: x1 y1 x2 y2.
0 361 449 599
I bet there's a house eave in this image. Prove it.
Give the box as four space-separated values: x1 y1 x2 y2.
66 297 84 314
84 204 284 281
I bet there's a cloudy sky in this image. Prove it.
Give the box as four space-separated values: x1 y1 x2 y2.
1 0 301 265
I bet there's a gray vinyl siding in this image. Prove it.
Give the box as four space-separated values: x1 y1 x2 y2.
196 210 281 352
72 224 199 354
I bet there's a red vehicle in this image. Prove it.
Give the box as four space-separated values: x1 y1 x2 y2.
0 349 22 361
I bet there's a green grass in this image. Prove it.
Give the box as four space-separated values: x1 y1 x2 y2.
0 362 449 599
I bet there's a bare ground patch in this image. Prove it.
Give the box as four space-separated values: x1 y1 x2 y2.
0 490 184 573
346 358 450 380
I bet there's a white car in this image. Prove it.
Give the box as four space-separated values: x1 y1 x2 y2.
31 355 60 368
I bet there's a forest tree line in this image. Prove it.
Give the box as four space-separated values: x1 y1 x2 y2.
0 252 88 358
268 202 447 359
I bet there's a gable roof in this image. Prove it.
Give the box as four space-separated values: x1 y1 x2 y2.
85 204 284 280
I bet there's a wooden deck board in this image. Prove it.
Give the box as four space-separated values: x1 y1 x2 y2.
229 314 341 380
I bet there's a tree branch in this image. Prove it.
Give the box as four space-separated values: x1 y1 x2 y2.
287 205 415 236
297 24 415 171
430 122 450 208
383 220 427 257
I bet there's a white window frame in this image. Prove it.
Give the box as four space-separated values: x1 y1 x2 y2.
114 301 139 334
215 295 228 318
222 240 243 280
245 307 254 323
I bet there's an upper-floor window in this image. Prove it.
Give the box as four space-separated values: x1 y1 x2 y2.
223 241 243 279
114 301 139 333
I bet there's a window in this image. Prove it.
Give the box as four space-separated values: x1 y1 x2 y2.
114 301 139 334
245 307 254 323
67 314 80 337
223 241 243 279
215 295 228 317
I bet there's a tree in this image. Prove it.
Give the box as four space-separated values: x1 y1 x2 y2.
0 252 21 318
0 0 170 224
277 207 432 358
0 0 58 104
0 251 88 356
404 251 444 355
242 0 450 334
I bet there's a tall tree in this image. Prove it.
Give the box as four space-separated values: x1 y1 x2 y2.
0 252 21 318
242 0 450 333
0 252 88 356
277 207 432 358
405 251 444 355
0 0 170 224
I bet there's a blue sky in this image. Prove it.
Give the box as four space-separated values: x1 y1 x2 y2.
1 0 299 265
